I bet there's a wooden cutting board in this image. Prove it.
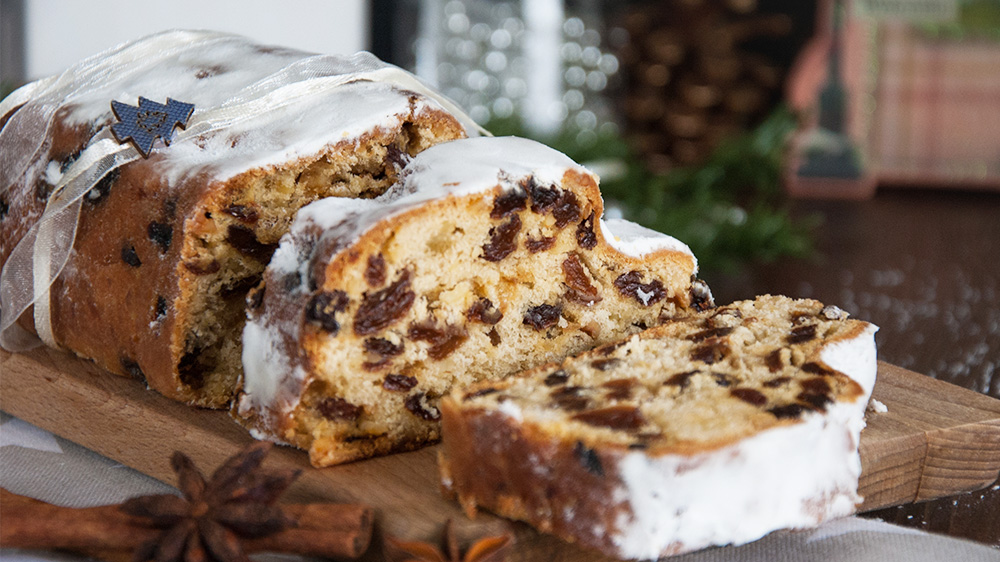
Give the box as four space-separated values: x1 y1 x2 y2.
3 347 1000 561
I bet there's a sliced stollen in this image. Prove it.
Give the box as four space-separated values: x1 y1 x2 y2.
0 30 471 407
439 295 878 560
238 136 712 466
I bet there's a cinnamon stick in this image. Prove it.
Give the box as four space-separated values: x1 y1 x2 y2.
0 489 372 559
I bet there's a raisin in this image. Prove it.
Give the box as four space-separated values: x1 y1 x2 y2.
765 348 784 372
354 272 415 336
591 358 621 371
689 277 715 311
710 307 742 321
802 362 835 376
573 441 604 476
466 298 503 325
222 204 259 224
59 148 82 173
317 397 363 421
763 376 791 388
177 348 209 389
801 377 832 395
731 388 767 406
365 337 404 358
305 290 349 334
35 181 53 201
713 373 732 387
488 327 501 346
491 190 527 219
544 370 569 386
665 370 698 388
551 386 590 411
404 392 441 421
365 254 387 287
572 406 646 431
363 337 403 370
408 321 468 360
527 181 580 227
523 304 562 330
163 197 178 220
687 326 734 343
385 144 410 169
770 404 806 419
248 286 266 310
602 378 637 400
525 236 556 253
595 341 626 356
481 214 521 262
526 179 560 212
120 357 146 382
121 243 141 267
154 295 168 320
226 224 277 263
798 391 832 411
791 312 813 325
284 271 302 292
220 274 262 299
562 253 601 304
85 168 119 205
691 340 729 364
551 191 581 228
464 387 499 400
787 324 817 344
182 259 220 275
613 271 665 306
382 374 418 392
576 212 597 249
147 221 173 253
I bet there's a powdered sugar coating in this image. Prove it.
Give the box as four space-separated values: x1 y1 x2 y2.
600 218 696 265
612 402 867 558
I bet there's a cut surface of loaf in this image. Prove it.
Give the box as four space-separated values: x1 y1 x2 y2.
0 31 469 406
439 295 878 560
238 136 712 466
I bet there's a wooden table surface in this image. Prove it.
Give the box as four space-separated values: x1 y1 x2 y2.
705 187 1000 545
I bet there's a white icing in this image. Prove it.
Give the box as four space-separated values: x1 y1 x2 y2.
608 324 878 559
241 320 289 413
820 323 879 397
612 402 863 558
600 218 695 265
398 136 583 196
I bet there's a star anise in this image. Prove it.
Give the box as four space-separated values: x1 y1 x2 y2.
120 442 301 562
388 519 511 562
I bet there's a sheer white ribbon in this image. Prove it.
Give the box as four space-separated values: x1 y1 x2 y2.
0 30 484 351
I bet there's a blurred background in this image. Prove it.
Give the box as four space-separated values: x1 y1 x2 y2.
2 0 998 542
